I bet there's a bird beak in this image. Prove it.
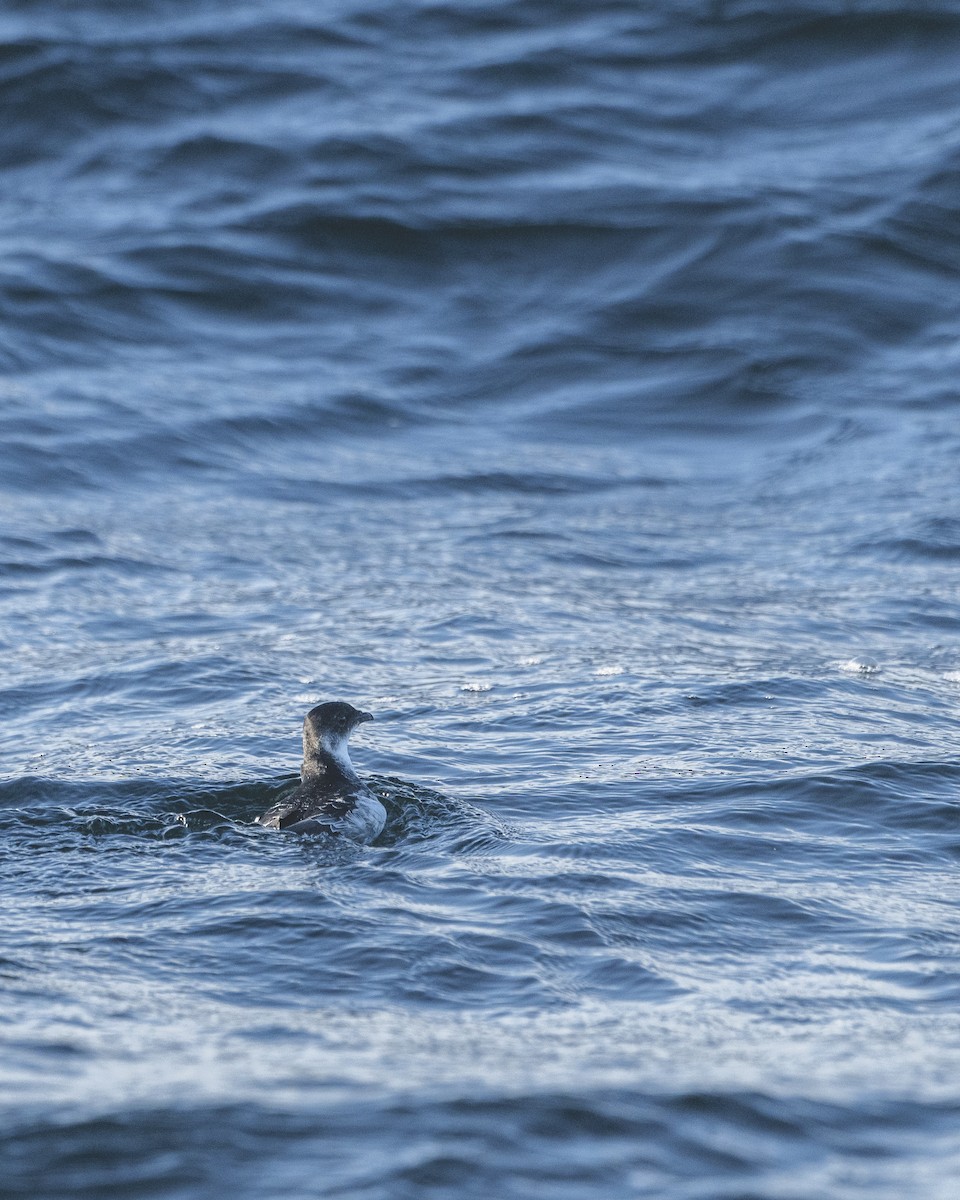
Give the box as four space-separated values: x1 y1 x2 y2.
358 711 374 723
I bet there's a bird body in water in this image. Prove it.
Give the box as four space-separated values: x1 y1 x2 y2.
256 702 385 842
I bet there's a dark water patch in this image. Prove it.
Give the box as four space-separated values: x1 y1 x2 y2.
485 841 860 970
0 32 343 170
0 551 168 581
0 655 266 720
684 678 816 709
892 601 960 633
428 470 616 497
0 261 174 372
521 756 960 918
188 392 421 447
0 776 284 830
116 241 341 328
646 760 960 861
146 133 299 188
3 1088 958 1200
0 530 101 556
602 887 832 939
702 9 960 65
860 516 960 561
877 147 960 274
263 467 637 503
545 544 715 572
241 207 455 261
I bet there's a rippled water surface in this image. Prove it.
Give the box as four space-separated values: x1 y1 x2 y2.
4 2 960 1197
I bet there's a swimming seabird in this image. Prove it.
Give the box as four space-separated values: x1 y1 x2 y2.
255 701 385 842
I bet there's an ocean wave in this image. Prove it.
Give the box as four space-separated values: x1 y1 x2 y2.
3 1088 957 1199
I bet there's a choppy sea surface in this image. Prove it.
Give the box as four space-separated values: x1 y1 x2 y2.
4 2 960 1196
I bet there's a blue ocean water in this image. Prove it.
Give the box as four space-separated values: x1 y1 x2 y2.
3 2 960 1196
